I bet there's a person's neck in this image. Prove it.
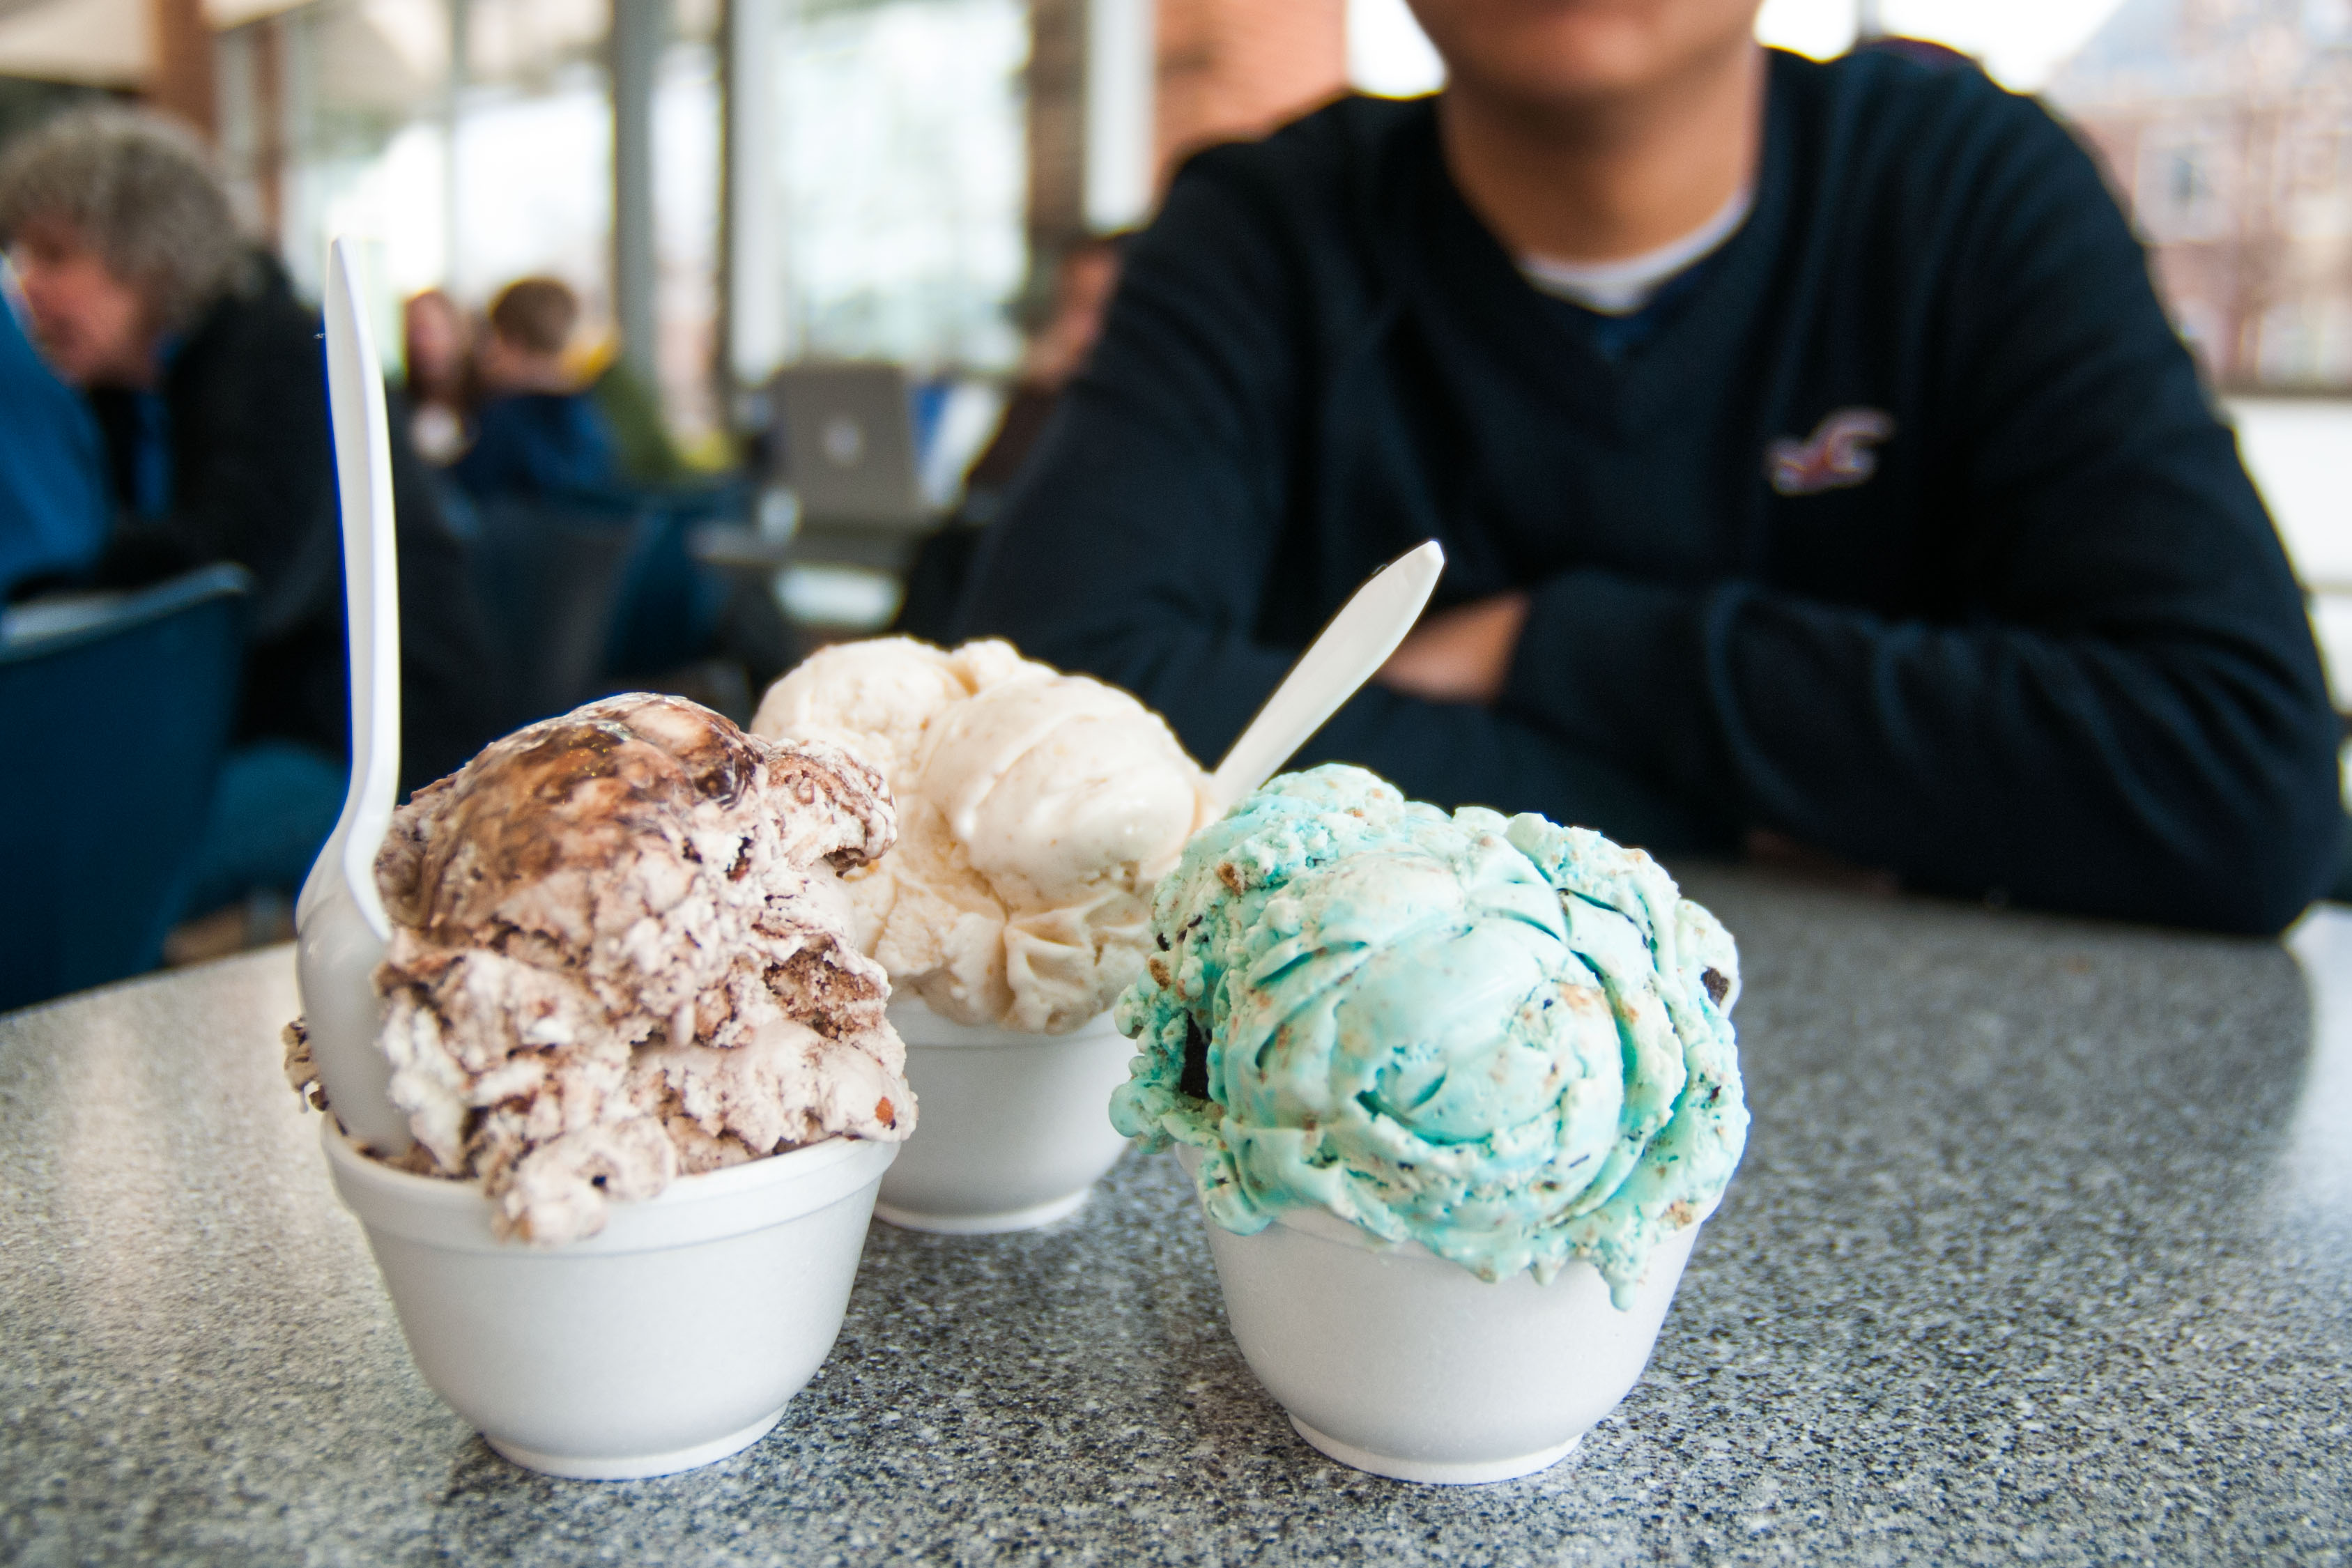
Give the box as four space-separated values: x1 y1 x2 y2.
1438 40 1766 266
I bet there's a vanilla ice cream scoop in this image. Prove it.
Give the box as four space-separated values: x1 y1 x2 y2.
753 638 1217 1034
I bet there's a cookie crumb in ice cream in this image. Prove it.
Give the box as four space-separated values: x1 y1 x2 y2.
282 1020 325 1112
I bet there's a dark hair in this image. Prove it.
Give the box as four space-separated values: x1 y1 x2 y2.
487 276 580 356
0 107 245 330
1855 36 1979 72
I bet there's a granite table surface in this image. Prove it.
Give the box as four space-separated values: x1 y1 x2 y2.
3 867 2347 1567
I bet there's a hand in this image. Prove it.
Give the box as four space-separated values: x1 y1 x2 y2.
1376 591 1530 704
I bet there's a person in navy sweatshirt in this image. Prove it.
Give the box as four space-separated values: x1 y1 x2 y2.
452 277 618 502
955 0 2340 936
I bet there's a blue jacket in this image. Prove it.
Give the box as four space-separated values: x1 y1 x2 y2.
453 391 617 501
958 51 2341 935
0 293 109 601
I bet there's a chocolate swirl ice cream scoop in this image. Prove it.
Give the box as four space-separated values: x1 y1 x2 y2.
317 693 916 1245
378 695 895 941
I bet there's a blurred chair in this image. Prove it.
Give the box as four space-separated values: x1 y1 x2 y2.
600 484 743 682
0 564 248 1011
469 496 640 725
468 485 741 727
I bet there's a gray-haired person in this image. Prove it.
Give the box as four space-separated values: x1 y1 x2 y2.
0 108 502 918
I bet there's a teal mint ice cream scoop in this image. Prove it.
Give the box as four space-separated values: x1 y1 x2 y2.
1110 765 1746 1308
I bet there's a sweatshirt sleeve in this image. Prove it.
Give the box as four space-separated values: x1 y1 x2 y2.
1500 89 2340 935
956 149 1737 856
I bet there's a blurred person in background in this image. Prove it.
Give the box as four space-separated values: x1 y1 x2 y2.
0 107 503 930
961 233 1128 520
895 233 1125 640
401 286 476 467
450 276 617 501
0 257 108 601
956 0 2342 937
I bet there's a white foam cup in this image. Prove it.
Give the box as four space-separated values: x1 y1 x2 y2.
1174 1145 1707 1485
323 1121 896 1479
873 997 1137 1233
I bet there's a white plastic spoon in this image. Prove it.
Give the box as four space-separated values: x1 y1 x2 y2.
1208 539 1446 809
293 237 411 1154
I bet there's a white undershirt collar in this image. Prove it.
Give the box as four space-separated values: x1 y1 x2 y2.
1519 186 1755 316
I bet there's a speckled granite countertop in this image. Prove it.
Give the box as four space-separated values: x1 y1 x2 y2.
3 868 2347 1566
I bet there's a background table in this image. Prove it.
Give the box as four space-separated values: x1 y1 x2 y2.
3 868 2347 1565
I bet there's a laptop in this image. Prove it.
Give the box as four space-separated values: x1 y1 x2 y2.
770 362 928 528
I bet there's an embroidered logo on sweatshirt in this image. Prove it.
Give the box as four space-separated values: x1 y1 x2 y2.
1767 408 1896 496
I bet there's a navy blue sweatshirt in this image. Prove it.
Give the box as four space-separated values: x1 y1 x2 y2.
956 49 2340 936
453 391 618 501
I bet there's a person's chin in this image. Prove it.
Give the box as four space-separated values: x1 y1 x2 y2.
1434 2 1753 106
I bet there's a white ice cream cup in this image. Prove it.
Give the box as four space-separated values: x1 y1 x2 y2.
323 1121 896 1479
1174 1145 1706 1485
873 997 1137 1233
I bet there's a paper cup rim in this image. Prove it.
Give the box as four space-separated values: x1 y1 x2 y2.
321 1116 896 1256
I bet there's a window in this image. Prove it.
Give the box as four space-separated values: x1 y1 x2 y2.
741 0 1028 376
